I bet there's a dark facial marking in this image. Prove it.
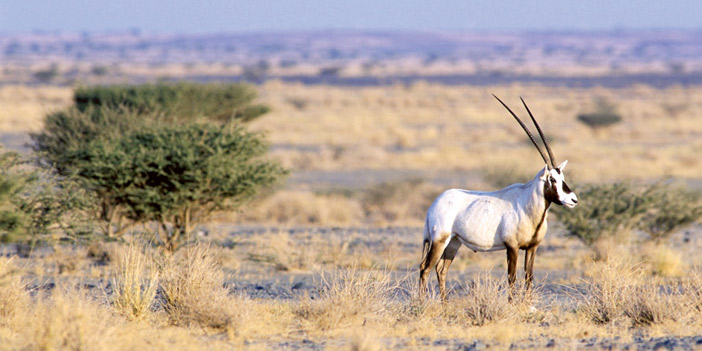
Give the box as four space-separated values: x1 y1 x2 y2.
544 178 562 206
562 181 573 194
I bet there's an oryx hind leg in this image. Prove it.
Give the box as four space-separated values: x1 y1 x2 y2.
419 233 451 296
436 236 461 302
506 245 519 302
524 246 537 290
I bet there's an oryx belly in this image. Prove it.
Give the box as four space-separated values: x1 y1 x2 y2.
452 197 511 252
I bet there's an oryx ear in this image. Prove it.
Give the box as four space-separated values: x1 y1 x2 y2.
557 160 568 171
540 165 549 180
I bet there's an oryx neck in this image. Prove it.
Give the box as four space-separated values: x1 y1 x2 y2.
522 175 550 216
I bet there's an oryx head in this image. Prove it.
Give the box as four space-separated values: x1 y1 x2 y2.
493 95 579 208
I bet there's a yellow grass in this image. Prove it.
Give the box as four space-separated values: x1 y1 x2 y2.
249 81 702 183
3 82 702 184
0 235 701 350
111 243 159 321
3 82 702 226
1 81 702 349
0 85 72 133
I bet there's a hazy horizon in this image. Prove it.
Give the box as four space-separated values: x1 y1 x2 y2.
2 1 702 34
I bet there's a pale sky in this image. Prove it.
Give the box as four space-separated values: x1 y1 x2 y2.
1 1 702 34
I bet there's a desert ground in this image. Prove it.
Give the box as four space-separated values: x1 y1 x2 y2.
1 82 702 350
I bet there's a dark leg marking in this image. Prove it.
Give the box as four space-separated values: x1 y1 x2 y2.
524 246 538 291
419 236 448 296
506 245 519 302
436 236 461 302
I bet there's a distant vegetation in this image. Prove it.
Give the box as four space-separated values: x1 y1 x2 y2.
577 97 623 131
32 65 59 83
74 82 269 123
28 82 285 249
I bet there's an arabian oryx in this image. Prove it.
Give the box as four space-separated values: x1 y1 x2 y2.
419 95 578 301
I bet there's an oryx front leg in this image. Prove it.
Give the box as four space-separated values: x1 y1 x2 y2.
524 246 538 290
436 236 461 302
506 245 518 302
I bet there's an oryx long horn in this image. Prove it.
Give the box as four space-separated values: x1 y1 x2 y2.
492 94 551 168
520 97 556 169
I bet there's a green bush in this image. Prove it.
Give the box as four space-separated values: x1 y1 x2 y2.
74 82 269 123
577 113 622 129
577 97 622 130
637 182 702 242
68 123 285 250
555 182 702 247
0 150 96 244
33 65 59 83
554 183 651 246
31 106 149 174
31 82 279 243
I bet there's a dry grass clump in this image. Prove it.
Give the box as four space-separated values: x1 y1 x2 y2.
681 269 702 314
579 259 643 325
579 259 689 327
0 256 29 325
7 289 119 351
389 273 540 343
640 243 685 277
50 245 90 275
246 231 317 271
159 244 236 330
443 273 514 326
111 243 159 321
622 284 681 326
294 266 396 332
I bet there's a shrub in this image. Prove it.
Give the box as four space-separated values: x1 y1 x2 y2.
31 83 283 244
637 182 702 242
31 106 149 175
576 97 622 130
0 152 30 243
69 123 285 250
33 65 59 83
556 181 702 248
74 82 269 123
0 150 96 244
554 182 650 247
577 113 621 129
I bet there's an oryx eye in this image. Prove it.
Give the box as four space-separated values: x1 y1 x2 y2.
549 176 556 183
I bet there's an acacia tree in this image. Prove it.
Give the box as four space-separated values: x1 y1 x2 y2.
68 123 284 250
31 83 284 246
